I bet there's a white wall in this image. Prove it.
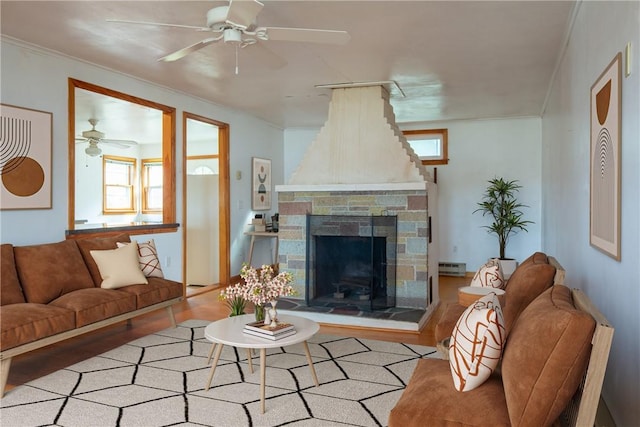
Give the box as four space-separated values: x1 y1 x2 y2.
285 117 543 272
541 2 640 425
0 38 284 279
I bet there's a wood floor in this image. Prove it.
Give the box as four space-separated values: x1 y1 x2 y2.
4 275 470 393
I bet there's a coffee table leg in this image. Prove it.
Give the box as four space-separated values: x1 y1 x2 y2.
246 348 254 373
205 343 224 391
260 348 266 414
303 341 319 387
207 343 216 364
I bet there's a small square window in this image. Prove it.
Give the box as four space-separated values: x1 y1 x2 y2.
403 129 448 165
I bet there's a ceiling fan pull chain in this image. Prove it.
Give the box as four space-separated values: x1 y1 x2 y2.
235 44 239 75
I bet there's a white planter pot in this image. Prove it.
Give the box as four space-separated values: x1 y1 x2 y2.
489 258 518 280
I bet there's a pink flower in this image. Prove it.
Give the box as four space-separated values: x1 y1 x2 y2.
219 264 296 307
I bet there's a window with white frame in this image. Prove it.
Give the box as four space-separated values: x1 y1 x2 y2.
103 155 136 213
142 158 163 213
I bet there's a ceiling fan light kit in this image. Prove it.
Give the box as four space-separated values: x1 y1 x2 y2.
85 142 102 157
223 28 243 44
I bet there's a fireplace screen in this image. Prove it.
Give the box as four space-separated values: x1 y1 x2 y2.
305 214 397 311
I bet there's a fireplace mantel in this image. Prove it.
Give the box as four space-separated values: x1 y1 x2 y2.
276 182 428 193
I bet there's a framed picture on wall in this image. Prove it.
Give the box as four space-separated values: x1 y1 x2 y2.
0 104 53 210
590 52 621 260
252 157 271 210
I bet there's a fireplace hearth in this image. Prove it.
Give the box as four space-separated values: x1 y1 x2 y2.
305 214 397 311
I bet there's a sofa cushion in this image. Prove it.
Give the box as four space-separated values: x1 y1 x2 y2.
76 233 131 286
49 288 137 327
515 251 546 270
1 244 26 305
449 292 506 392
501 285 595 427
502 254 556 332
470 259 505 289
0 303 76 351
117 239 164 278
388 359 511 427
14 240 95 304
90 243 148 289
118 277 183 309
434 252 555 344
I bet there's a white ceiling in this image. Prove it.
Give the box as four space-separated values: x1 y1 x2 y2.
1 0 576 136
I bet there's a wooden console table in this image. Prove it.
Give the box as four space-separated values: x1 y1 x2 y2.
244 231 279 266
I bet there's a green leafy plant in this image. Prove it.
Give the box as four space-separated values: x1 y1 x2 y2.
220 295 247 317
474 177 533 259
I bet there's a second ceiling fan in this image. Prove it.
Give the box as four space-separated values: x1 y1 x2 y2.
108 0 350 69
76 119 138 157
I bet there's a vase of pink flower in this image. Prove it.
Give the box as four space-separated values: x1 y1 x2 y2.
219 264 296 322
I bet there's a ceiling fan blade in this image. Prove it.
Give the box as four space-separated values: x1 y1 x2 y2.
226 0 264 29
101 139 138 148
262 27 351 45
158 36 223 62
106 19 210 32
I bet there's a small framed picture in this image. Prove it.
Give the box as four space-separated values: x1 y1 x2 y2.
252 157 271 210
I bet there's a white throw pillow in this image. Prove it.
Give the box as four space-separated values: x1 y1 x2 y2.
470 259 505 289
449 292 506 392
91 242 148 289
118 239 164 278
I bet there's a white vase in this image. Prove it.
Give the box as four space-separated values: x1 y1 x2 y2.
269 300 278 328
263 306 271 325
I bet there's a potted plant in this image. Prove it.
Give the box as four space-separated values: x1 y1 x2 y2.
474 177 533 278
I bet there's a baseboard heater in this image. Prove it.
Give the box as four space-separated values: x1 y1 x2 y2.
439 262 466 277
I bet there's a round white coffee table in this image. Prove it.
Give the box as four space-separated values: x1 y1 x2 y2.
204 313 320 413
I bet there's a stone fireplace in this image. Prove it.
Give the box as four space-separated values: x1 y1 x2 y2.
275 84 439 314
306 214 397 311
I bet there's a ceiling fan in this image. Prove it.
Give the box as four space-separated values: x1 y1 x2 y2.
107 0 350 69
76 119 138 157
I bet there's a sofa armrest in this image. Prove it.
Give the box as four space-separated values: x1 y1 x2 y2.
549 256 566 285
558 289 614 427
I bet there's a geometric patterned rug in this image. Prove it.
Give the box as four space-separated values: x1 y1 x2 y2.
0 319 439 427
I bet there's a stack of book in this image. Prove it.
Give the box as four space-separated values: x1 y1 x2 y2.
243 321 296 340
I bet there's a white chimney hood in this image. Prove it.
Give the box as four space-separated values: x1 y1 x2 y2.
276 85 432 193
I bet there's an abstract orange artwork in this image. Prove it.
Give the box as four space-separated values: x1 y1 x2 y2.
0 104 52 210
590 53 621 260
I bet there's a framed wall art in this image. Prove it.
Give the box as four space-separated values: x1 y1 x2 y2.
590 53 621 260
0 104 53 210
252 157 271 210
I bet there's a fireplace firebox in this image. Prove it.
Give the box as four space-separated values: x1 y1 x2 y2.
305 215 397 311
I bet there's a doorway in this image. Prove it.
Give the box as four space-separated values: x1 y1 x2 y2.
182 113 230 297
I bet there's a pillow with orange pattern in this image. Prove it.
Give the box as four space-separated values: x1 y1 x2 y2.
117 239 164 278
470 259 505 289
449 292 506 391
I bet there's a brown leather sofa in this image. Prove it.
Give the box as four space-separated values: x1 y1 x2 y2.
435 252 561 349
389 284 613 427
0 234 183 397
